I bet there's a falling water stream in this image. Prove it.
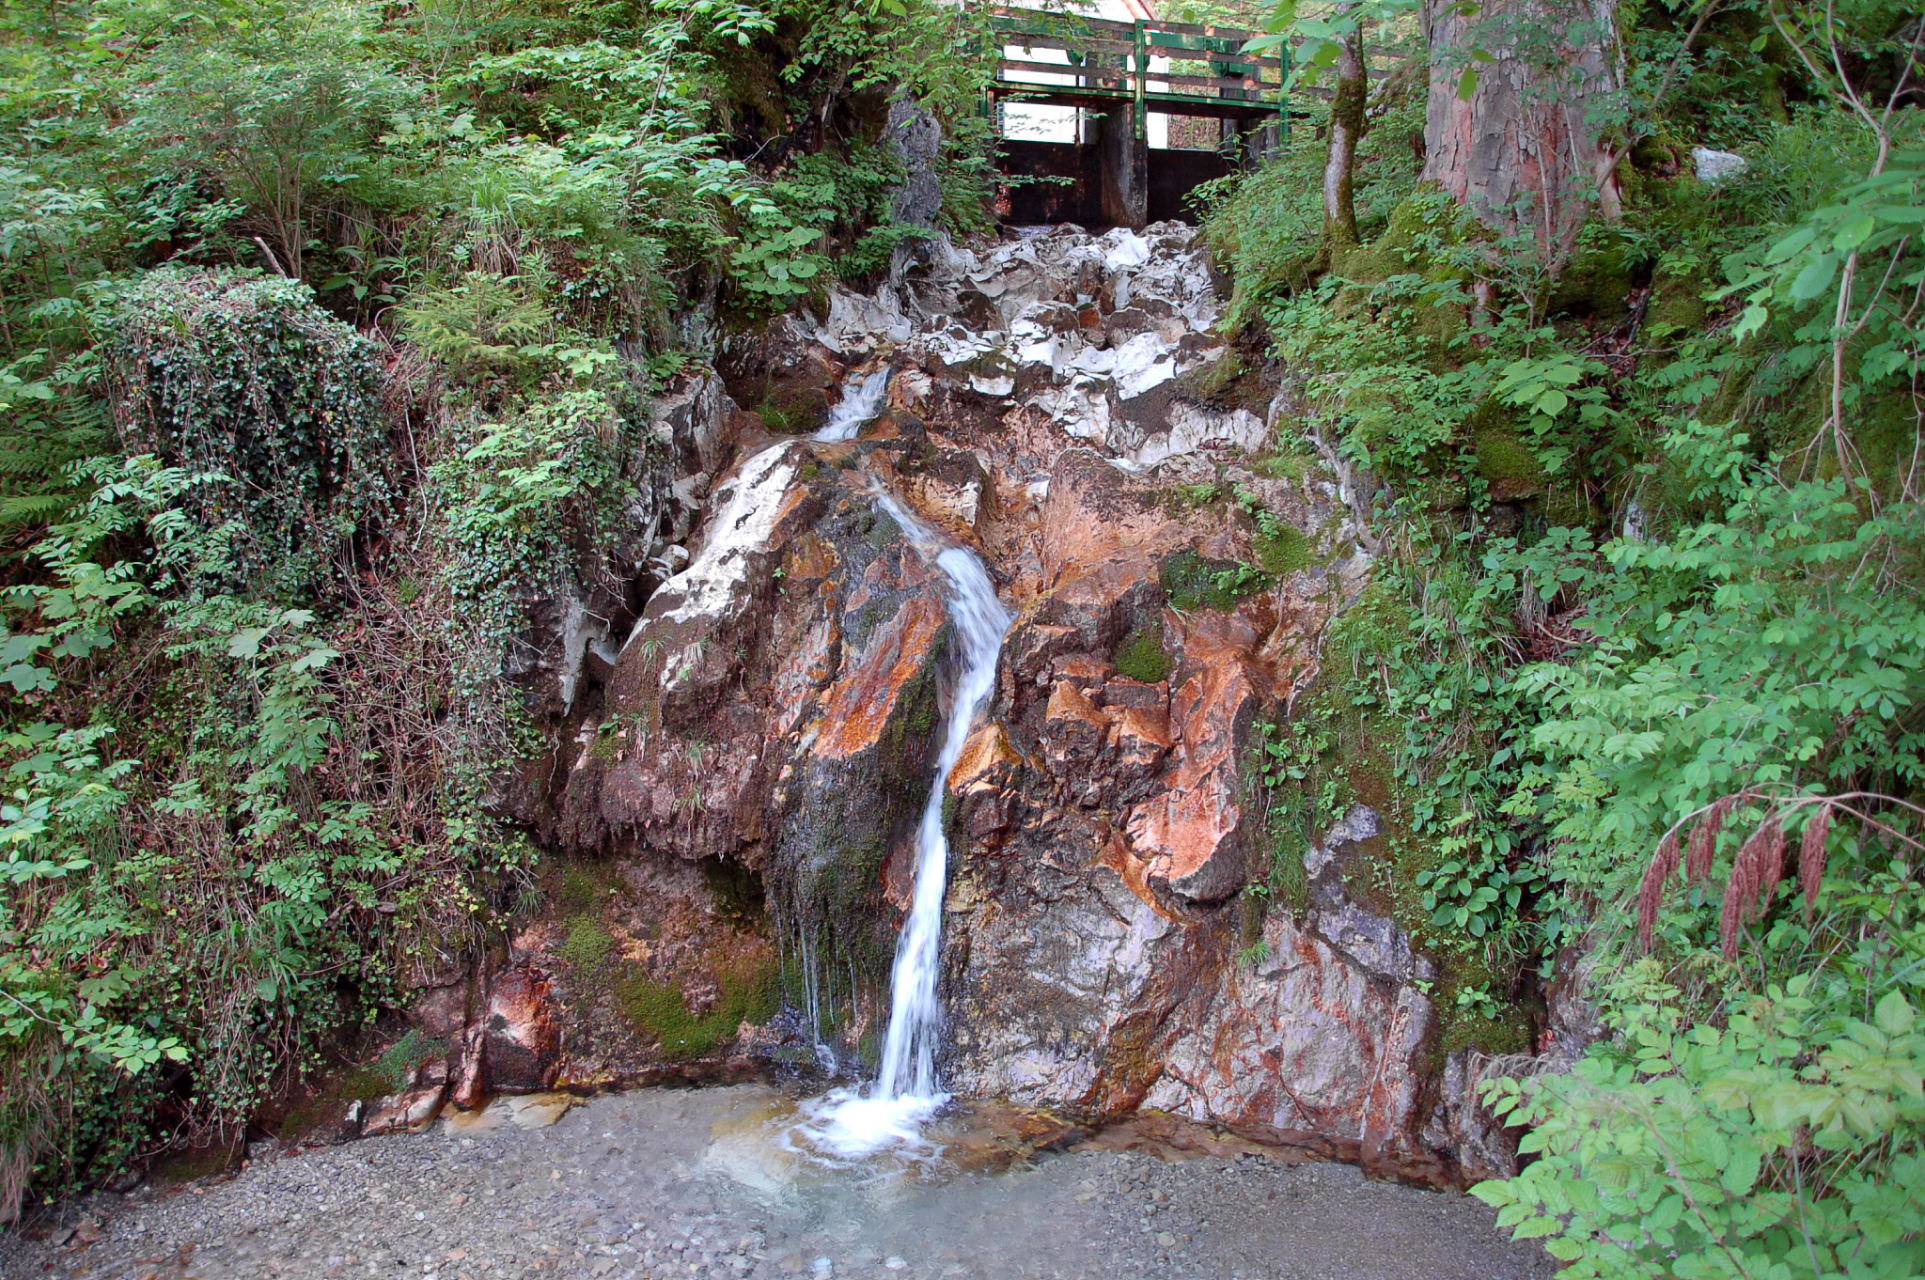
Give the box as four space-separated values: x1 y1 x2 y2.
784 369 1014 1161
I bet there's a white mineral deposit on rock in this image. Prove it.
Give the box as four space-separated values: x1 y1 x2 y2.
1692 146 1749 182
632 441 802 636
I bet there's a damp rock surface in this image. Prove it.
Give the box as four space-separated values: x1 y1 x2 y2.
472 222 1515 1183
0 1085 1552 1280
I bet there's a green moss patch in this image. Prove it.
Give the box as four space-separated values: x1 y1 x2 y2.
557 915 614 969
1252 522 1313 577
1473 424 1547 503
151 1140 242 1185
1160 549 1269 613
615 960 780 1062
557 865 603 917
1248 448 1316 482
1645 263 1709 337
1114 622 1172 684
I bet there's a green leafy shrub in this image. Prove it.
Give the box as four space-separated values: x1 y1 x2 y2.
1160 549 1270 612
0 352 108 530
1478 965 1925 1279
400 272 555 377
103 269 392 582
433 389 635 604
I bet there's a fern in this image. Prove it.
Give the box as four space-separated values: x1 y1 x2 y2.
0 357 109 532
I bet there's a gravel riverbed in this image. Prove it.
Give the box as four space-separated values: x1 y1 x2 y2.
0 1085 1552 1280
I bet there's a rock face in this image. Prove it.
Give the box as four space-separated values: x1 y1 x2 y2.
466 223 1511 1184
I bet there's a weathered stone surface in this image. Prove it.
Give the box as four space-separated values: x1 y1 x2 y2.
1420 1050 1522 1183
360 1085 447 1137
1128 652 1260 903
885 94 944 231
1144 910 1434 1155
1044 680 1108 771
718 316 842 434
479 965 561 1095
443 221 1512 1184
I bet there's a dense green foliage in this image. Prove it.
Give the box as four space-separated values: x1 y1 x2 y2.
0 0 990 1219
1212 0 1924 1270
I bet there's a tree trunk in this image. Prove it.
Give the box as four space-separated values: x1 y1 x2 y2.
1322 10 1367 253
1420 0 1622 267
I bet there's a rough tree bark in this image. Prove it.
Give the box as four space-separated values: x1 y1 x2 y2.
1322 7 1368 253
1420 0 1623 266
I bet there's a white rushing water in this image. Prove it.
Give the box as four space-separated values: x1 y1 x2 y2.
814 367 891 442
788 376 1013 1161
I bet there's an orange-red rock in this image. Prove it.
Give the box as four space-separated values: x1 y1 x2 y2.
815 596 946 760
480 966 561 1095
1044 680 1108 769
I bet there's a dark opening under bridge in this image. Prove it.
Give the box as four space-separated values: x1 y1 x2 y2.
985 7 1287 228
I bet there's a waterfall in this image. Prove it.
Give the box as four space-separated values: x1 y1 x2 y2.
814 367 891 442
787 373 1013 1160
867 494 1011 1102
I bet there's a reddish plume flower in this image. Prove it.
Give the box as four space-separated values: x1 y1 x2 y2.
1637 828 1681 952
1800 804 1833 921
1719 867 1746 958
1721 814 1787 958
1754 817 1787 916
1686 796 1731 882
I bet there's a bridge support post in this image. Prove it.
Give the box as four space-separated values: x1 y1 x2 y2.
1095 109 1148 230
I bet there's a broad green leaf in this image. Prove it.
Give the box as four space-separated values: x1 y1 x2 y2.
1789 254 1838 303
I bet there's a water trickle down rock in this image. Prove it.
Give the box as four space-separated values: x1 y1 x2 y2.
484 222 1515 1182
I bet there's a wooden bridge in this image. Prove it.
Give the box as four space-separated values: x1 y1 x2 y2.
987 8 1286 138
985 8 1286 229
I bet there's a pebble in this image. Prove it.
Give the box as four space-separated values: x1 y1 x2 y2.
0 1085 1553 1280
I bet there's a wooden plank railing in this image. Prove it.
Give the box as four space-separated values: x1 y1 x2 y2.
986 8 1287 134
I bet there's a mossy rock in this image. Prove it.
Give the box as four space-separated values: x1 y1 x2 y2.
1549 227 1646 323
150 1140 243 1185
758 390 823 435
556 864 604 916
1252 522 1313 577
1853 385 1925 501
616 959 780 1062
1333 194 1453 285
1468 400 1547 504
1114 621 1172 683
1331 194 1469 363
1247 448 1315 482
1645 263 1709 338
1541 480 1595 529
1170 349 1272 415
955 349 1018 381
341 1067 395 1102
701 856 765 923
1160 548 1269 613
557 915 614 969
771 632 944 988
